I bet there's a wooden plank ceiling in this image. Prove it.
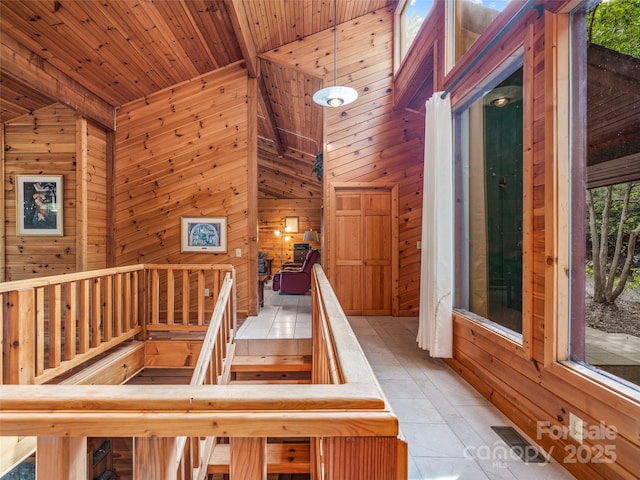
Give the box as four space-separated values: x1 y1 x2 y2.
0 0 393 199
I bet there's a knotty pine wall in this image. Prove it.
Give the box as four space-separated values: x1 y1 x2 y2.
2 105 110 281
438 6 639 479
114 62 256 317
262 7 425 315
258 198 322 272
83 121 109 271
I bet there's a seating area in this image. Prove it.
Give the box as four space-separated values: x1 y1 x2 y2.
271 249 320 294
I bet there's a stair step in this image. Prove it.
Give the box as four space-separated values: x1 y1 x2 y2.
208 442 310 475
234 338 312 356
231 379 311 384
126 367 193 385
231 355 311 373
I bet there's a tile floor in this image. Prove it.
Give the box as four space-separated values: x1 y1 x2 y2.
238 283 577 480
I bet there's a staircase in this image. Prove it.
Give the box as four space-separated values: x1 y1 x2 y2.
208 339 313 479
230 355 312 383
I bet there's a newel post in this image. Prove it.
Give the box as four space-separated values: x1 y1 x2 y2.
36 437 87 479
230 437 267 479
323 437 401 480
3 289 36 384
134 437 178 480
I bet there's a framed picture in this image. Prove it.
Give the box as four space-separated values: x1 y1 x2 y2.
285 216 299 233
181 217 227 253
16 175 64 236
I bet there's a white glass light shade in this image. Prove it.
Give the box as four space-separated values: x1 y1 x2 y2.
313 85 358 107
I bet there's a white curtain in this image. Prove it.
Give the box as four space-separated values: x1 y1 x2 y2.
417 92 453 357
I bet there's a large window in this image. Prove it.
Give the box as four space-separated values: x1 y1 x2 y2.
570 0 640 388
454 63 524 338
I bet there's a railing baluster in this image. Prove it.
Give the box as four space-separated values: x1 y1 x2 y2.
167 269 175 325
182 270 189 325
91 278 102 348
36 287 45 377
64 282 77 361
132 271 139 328
49 285 62 368
114 274 123 337
79 280 90 354
123 273 131 332
151 269 160 325
104 275 113 342
197 270 205 326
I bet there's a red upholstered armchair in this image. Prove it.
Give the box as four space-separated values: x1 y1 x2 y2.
272 249 320 294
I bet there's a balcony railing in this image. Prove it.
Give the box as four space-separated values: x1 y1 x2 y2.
0 264 406 479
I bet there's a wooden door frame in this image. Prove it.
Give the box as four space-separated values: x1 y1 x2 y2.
328 182 399 316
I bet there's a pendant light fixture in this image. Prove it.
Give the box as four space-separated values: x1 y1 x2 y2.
312 0 358 107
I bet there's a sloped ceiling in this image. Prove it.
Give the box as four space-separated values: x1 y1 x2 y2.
0 0 393 199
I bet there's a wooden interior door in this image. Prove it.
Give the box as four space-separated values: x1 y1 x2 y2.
333 188 393 315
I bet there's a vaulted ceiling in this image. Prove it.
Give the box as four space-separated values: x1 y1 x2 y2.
0 0 394 199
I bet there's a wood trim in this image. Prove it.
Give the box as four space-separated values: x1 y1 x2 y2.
446 8 538 109
76 117 88 272
1 124 5 282
225 0 259 78
248 76 259 316
0 36 115 130
106 130 116 268
393 1 444 112
521 21 535 361
544 10 571 367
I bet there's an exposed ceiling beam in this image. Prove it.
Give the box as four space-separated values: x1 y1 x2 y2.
0 36 116 130
258 77 285 157
225 0 259 78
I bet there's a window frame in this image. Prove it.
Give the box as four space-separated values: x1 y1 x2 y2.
452 26 535 361
393 0 435 73
552 0 640 395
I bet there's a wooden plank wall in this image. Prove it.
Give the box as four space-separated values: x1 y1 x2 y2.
259 198 322 272
262 7 425 315
114 62 255 317
3 104 79 280
85 122 109 271
441 7 640 480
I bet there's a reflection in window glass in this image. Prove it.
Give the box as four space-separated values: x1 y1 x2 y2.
454 0 510 61
399 0 434 60
455 67 524 335
571 0 640 387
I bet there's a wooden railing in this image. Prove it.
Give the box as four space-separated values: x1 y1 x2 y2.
0 264 406 479
173 272 235 480
0 264 235 386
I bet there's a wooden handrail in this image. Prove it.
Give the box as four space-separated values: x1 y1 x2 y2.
174 272 235 480
189 272 234 386
0 264 405 479
0 264 235 385
0 265 144 292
